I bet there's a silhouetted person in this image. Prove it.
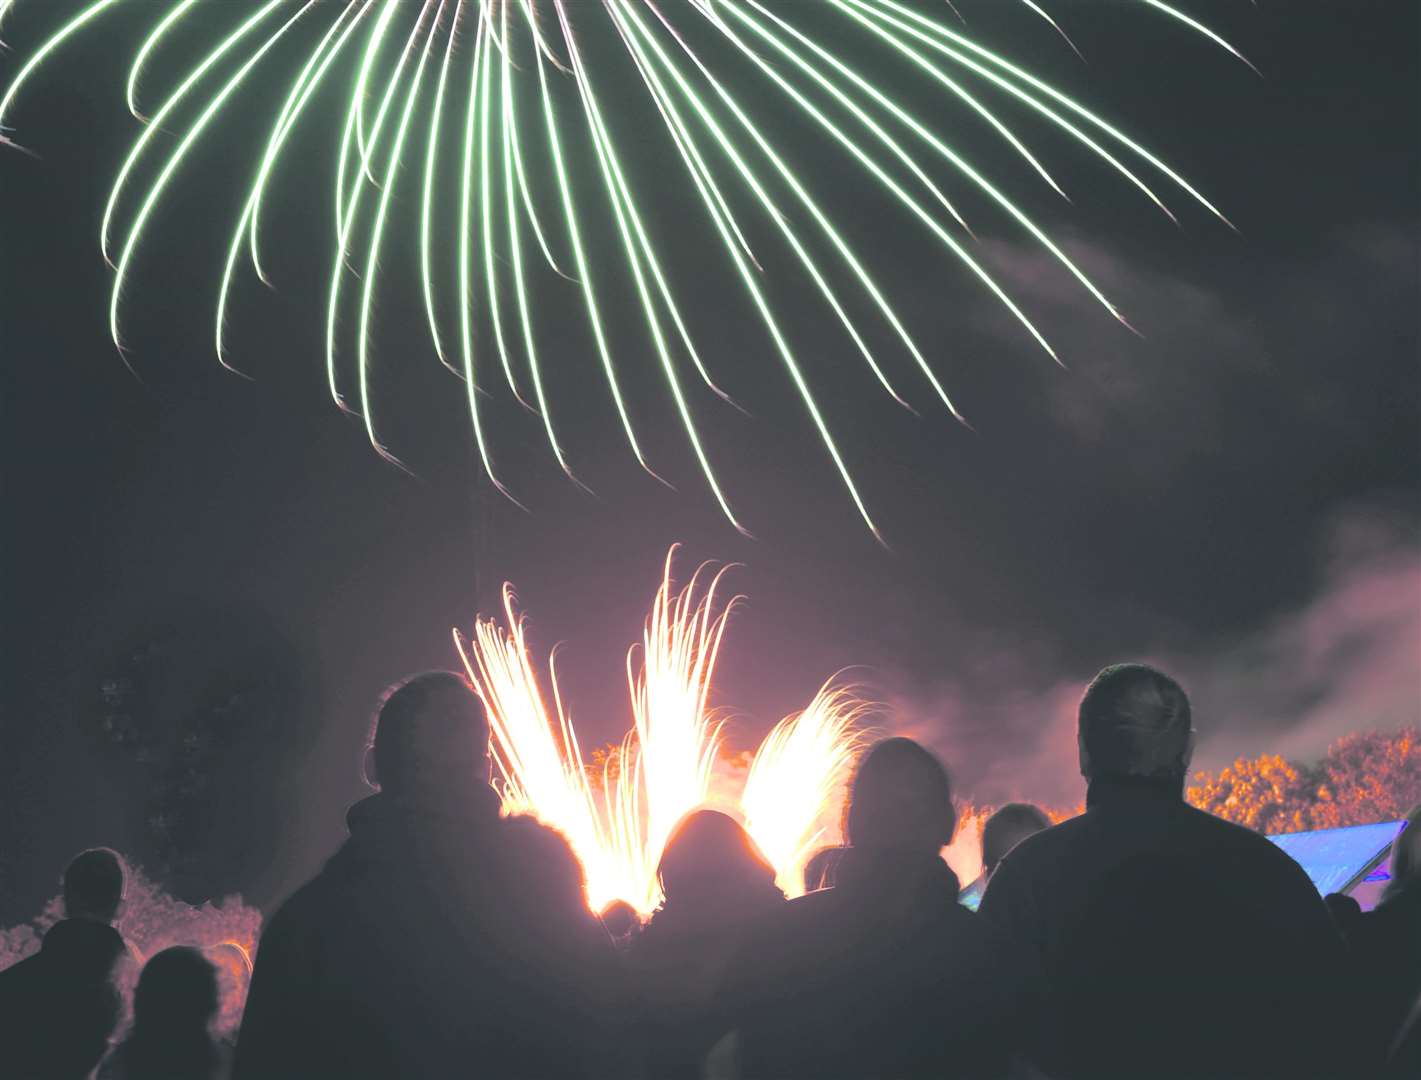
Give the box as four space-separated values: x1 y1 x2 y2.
495 814 640 1076
1323 890 1362 934
629 810 785 1079
961 803 1051 910
600 899 642 949
982 803 1050 883
980 663 1358 1078
721 738 1042 1079
233 672 627 1079
0 848 130 1080
99 947 231 1080
801 845 845 893
1344 805 1421 1070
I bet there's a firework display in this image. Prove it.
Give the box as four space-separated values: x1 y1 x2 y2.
0 1 1245 533
741 681 868 893
456 548 866 912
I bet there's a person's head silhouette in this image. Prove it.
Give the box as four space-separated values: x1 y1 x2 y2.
1078 664 1195 783
981 803 1050 882
599 899 641 943
845 738 955 856
657 809 779 908
802 845 845 892
132 946 220 1040
363 672 491 805
62 848 124 924
502 815 590 916
1382 803 1421 903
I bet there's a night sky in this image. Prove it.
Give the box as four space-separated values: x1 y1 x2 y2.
2 0 1416 922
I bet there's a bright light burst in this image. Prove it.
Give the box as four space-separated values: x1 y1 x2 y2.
456 548 865 913
741 680 869 896
626 549 733 877
0 1 1248 534
455 580 653 910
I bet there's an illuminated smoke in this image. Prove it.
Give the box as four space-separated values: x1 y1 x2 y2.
0 858 259 1039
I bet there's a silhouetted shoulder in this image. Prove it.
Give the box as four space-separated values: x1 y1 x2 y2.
1179 801 1284 848
1177 803 1324 890
977 817 1076 938
995 814 1080 866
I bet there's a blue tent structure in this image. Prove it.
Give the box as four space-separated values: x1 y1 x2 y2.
1267 820 1407 910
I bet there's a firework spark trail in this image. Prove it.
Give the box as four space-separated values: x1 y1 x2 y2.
0 1 1249 533
741 681 870 896
456 549 738 913
625 548 734 884
216 2 373 371
124 0 199 122
106 2 320 361
458 549 866 914
627 0 930 416
1017 1 1086 65
102 2 286 268
455 584 644 910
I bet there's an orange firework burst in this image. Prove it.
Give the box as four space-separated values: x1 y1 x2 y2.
456 548 866 913
742 682 870 896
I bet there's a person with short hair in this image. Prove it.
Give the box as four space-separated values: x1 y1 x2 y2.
960 803 1052 910
981 803 1051 883
99 946 231 1080
980 663 1359 1078
62 848 126 924
0 848 130 1079
720 737 1042 1079
233 672 627 1078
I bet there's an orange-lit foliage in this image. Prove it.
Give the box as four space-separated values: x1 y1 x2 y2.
1188 729 1421 833
1187 753 1314 834
949 730 1419 851
1308 729 1421 829
0 858 260 1039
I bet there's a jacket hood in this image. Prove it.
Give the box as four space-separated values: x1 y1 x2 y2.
324 787 503 880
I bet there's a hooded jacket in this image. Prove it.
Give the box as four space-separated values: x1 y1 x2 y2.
233 787 627 1079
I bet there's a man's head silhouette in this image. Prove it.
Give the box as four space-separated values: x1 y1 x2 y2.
1078 663 1194 783
981 803 1051 880
364 672 491 803
62 847 125 923
845 738 955 855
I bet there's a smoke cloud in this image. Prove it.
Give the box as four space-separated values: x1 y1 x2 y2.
884 507 1419 814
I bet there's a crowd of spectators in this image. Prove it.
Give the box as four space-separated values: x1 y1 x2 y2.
2 664 1417 1078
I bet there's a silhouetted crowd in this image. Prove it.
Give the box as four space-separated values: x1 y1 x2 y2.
3 664 1418 1079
